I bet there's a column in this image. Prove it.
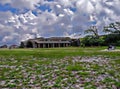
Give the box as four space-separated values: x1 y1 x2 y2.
43 43 45 48
48 43 49 48
63 43 65 47
66 43 68 47
58 43 60 47
38 44 40 48
52 43 54 48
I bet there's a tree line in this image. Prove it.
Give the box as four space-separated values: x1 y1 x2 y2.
81 22 120 47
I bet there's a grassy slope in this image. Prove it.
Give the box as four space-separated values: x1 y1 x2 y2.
0 47 120 88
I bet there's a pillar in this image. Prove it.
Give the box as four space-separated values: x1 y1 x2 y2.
48 43 49 48
38 44 40 48
63 43 65 47
43 43 45 48
52 43 54 48
58 43 60 47
66 43 68 47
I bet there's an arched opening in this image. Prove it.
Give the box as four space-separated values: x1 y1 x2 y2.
26 41 33 48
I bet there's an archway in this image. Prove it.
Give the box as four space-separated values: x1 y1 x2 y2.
26 41 33 48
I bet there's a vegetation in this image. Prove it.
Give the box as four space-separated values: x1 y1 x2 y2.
81 22 120 47
0 47 120 88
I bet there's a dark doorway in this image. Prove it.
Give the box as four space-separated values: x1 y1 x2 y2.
26 41 33 48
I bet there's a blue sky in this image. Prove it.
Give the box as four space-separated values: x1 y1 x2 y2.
0 4 18 13
0 0 119 45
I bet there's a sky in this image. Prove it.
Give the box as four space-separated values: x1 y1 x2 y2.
0 0 120 45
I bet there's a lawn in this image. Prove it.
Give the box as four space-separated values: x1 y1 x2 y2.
0 47 120 88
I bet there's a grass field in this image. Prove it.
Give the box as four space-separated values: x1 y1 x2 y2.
0 47 120 88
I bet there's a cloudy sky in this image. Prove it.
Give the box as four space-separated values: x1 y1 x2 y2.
0 0 120 45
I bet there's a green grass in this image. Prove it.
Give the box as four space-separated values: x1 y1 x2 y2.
0 47 120 58
0 47 120 88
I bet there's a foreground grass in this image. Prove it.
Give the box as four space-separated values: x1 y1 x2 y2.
0 47 120 88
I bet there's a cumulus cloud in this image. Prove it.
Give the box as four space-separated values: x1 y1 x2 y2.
11 0 40 10
0 0 119 45
0 0 11 5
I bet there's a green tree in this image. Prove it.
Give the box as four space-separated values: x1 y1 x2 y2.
103 22 120 46
82 26 103 46
85 26 99 38
103 22 120 34
20 42 25 48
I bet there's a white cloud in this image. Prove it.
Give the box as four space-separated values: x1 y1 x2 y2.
0 0 11 4
59 0 72 7
56 4 61 8
11 0 40 10
0 0 120 45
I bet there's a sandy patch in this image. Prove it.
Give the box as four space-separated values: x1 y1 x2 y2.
101 49 120 52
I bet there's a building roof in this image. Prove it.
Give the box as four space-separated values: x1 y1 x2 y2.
21 37 78 44
34 40 70 44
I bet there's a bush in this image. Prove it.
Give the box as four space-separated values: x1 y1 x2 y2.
81 35 105 47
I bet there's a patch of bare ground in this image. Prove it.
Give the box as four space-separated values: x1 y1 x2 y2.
101 49 120 52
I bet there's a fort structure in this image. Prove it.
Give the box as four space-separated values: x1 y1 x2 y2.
20 37 80 48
